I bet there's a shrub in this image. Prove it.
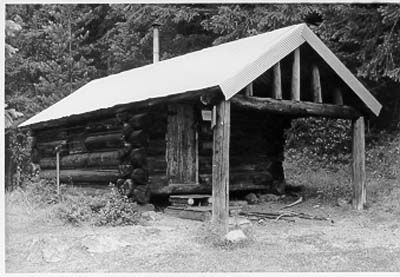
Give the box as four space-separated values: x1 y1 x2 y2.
286 118 352 168
93 185 143 226
7 180 147 227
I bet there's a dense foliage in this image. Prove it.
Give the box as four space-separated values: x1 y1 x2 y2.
5 4 400 187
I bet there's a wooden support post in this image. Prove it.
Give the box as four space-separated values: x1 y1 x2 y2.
245 83 253 96
291 48 300 101
212 100 231 235
195 130 199 184
352 116 366 210
312 64 322 103
272 62 282 99
56 151 60 198
333 88 343 105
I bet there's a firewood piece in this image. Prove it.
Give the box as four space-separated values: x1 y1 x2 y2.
130 147 147 168
119 165 133 178
133 185 151 204
126 130 148 147
282 196 303 209
131 168 148 185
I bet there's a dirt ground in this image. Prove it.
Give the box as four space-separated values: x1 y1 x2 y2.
5 197 400 273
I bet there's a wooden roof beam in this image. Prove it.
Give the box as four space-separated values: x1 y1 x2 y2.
230 94 361 119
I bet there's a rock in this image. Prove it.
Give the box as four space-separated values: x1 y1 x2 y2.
244 193 258 204
137 203 155 212
26 237 70 263
258 193 280 202
337 197 350 207
141 211 159 221
228 217 251 227
81 235 131 253
224 229 247 243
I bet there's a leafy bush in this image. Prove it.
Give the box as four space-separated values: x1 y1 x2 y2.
6 128 36 190
93 185 143 226
7 180 147 227
286 118 352 168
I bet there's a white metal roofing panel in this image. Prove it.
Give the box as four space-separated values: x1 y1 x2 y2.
19 23 381 127
20 24 302 127
301 27 382 116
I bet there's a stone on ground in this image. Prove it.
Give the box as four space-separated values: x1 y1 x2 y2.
228 216 251 227
244 193 259 204
224 229 247 243
81 235 131 253
141 211 159 221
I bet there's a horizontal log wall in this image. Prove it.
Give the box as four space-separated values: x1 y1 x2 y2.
34 101 290 195
198 107 290 192
34 108 169 193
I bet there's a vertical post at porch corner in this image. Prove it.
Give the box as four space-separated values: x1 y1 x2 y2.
56 150 60 198
212 100 231 235
352 116 366 210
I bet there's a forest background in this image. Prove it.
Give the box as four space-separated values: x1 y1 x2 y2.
4 3 400 188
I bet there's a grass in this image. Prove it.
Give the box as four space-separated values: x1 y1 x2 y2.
195 221 255 250
284 129 400 212
5 179 147 227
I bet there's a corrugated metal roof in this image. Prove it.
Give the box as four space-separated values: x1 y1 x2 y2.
19 23 381 128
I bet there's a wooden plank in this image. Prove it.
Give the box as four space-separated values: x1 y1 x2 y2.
150 181 272 195
231 94 361 119
291 48 300 101
165 207 211 222
212 100 230 234
166 104 197 184
312 64 322 103
333 88 344 105
352 116 366 210
272 62 282 99
245 83 253 96
301 27 381 116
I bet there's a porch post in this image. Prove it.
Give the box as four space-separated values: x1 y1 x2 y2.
352 116 366 210
212 100 231 234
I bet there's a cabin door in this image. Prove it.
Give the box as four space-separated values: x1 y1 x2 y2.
166 103 198 184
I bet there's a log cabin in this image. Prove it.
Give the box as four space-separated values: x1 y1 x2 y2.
20 24 382 225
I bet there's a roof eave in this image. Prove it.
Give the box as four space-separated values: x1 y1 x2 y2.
301 26 382 116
